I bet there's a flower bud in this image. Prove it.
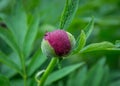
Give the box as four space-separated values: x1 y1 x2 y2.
41 30 76 57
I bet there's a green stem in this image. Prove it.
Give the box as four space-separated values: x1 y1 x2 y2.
23 63 27 86
38 57 58 86
20 53 27 86
23 75 27 86
23 57 27 86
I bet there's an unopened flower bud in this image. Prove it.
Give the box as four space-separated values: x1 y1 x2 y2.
41 30 76 57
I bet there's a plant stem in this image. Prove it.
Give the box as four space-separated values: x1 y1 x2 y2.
23 75 27 86
20 53 27 86
38 57 58 86
23 61 27 86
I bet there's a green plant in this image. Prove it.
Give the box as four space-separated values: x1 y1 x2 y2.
0 0 120 86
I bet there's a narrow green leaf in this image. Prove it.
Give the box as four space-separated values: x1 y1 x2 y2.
10 79 24 86
1 0 27 47
0 75 11 86
110 80 120 86
58 81 64 86
66 72 76 86
115 40 120 48
110 71 120 82
1 65 17 78
101 66 109 86
0 52 21 78
59 0 79 29
27 48 47 77
105 48 120 51
84 17 94 39
0 28 20 55
45 62 84 85
66 66 87 86
11 78 36 86
74 66 87 86
110 70 120 86
72 30 86 54
80 41 115 53
23 15 40 57
85 58 106 86
0 51 23 76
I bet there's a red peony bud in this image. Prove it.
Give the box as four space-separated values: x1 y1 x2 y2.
41 30 76 57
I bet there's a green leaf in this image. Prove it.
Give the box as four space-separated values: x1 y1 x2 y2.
27 48 47 77
45 62 84 85
72 30 86 54
101 66 109 86
0 52 21 78
23 15 40 57
66 66 87 86
80 41 115 53
85 58 106 86
110 70 120 86
110 71 120 81
0 51 23 76
11 78 37 86
110 80 120 86
66 72 76 86
59 0 79 29
0 28 20 55
11 79 24 86
1 0 27 47
105 48 120 52
58 81 64 86
0 64 17 78
83 17 94 39
74 66 87 86
115 40 120 48
0 75 11 86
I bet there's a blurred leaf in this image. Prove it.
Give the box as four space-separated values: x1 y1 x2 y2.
45 62 84 85
1 0 27 47
11 78 36 86
66 72 76 86
66 66 87 86
110 80 120 86
73 30 86 54
0 52 22 78
101 66 110 86
115 40 120 48
110 70 120 82
109 70 120 86
105 48 120 52
80 41 115 53
85 58 106 86
80 17 120 26
58 81 64 86
0 0 11 11
8 52 21 69
0 51 23 76
0 74 10 86
11 79 23 86
23 15 40 57
0 37 11 54
27 48 47 77
74 66 87 86
83 17 94 39
0 64 17 78
0 28 20 56
59 0 79 29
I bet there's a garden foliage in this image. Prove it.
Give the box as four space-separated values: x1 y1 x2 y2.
0 0 120 86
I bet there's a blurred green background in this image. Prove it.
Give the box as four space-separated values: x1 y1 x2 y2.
0 0 120 86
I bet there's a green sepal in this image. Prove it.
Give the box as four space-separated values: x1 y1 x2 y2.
41 39 57 58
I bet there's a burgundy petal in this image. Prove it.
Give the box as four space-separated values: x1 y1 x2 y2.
44 30 71 56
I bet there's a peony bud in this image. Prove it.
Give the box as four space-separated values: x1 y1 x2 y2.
41 30 76 57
